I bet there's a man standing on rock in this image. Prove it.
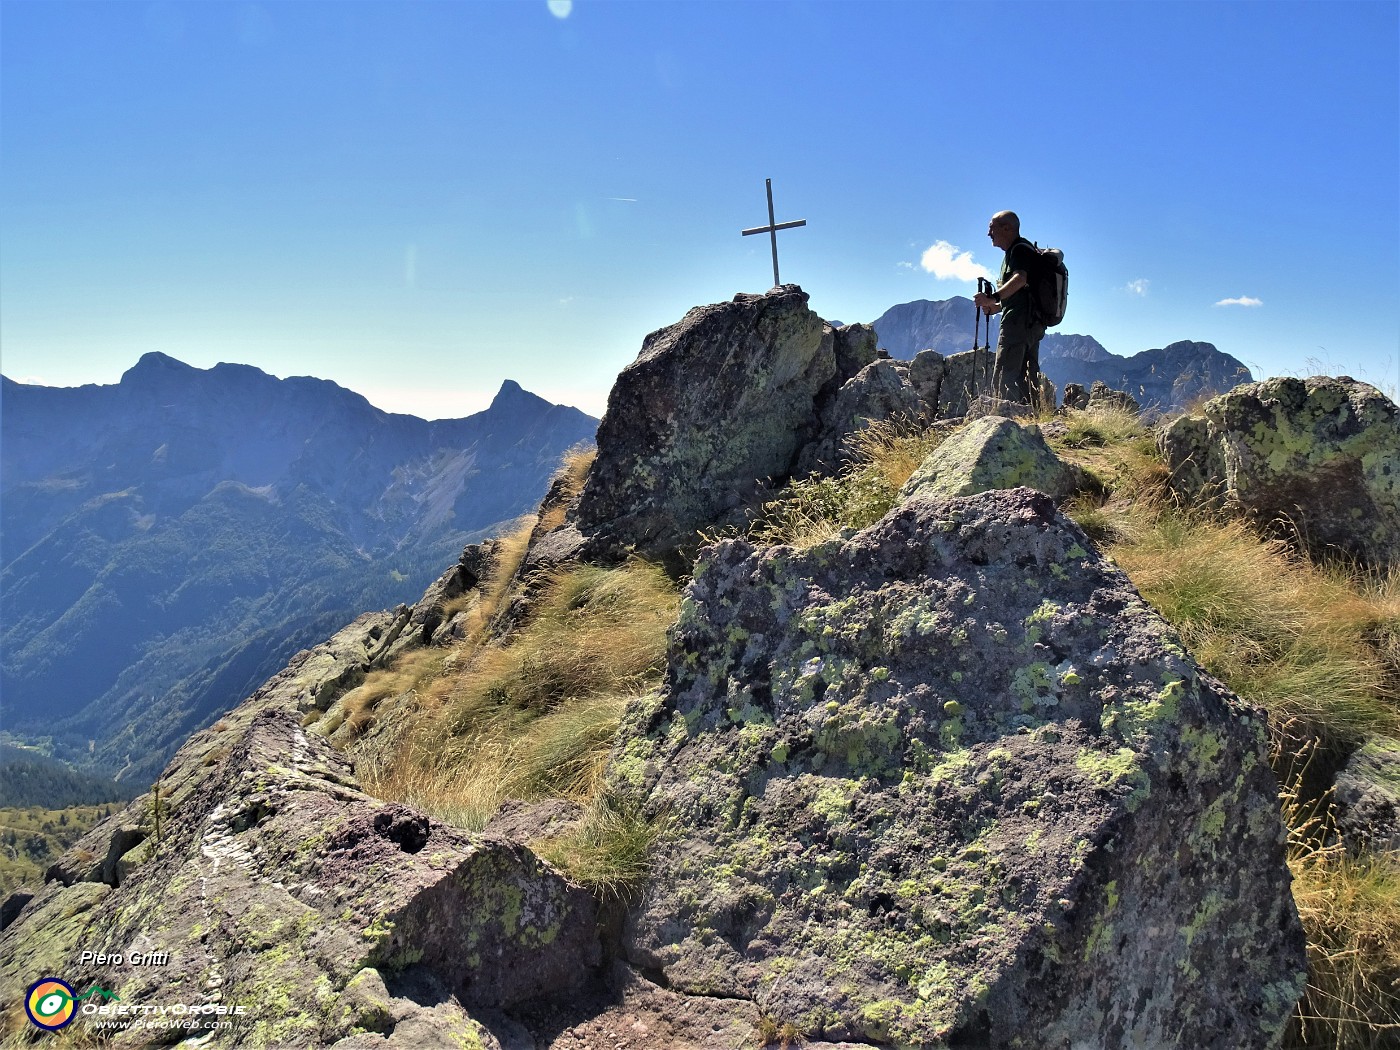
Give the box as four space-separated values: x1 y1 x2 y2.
974 210 1045 406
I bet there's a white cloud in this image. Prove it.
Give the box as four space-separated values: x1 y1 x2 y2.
1125 279 1150 296
547 0 572 18
919 240 992 282
1215 296 1263 308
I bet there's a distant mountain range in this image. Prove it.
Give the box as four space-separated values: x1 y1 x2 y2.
1 353 597 787
870 297 1254 410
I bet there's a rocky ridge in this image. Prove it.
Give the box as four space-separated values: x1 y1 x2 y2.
2 285 1342 1048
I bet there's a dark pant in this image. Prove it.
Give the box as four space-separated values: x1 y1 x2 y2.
993 315 1046 406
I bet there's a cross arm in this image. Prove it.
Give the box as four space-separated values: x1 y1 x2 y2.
741 219 807 236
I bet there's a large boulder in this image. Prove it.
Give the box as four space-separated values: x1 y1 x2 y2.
899 415 1086 504
1160 376 1400 567
576 285 839 562
0 614 600 1048
612 487 1306 1048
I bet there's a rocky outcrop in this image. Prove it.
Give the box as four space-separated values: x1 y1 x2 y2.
0 612 600 1048
3 285 1319 1050
611 487 1306 1048
1062 381 1142 415
899 415 1086 504
796 359 923 474
576 286 838 563
908 348 996 419
1160 377 1400 567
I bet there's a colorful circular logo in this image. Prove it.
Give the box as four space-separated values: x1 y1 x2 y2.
25 978 77 1031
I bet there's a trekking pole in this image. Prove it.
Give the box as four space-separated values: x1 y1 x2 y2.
978 278 997 351
975 277 995 397
972 287 983 354
971 283 983 398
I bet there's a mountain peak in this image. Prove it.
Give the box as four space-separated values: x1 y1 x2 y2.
487 379 550 416
120 351 198 385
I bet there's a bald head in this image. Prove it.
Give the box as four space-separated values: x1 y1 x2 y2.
987 211 1021 251
991 211 1021 235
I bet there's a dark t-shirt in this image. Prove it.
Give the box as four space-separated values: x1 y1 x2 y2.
999 237 1036 327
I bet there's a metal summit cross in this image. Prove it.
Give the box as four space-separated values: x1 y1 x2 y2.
741 178 806 287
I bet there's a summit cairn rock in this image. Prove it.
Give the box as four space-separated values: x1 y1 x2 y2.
611 487 1305 1048
1160 376 1400 567
576 285 839 563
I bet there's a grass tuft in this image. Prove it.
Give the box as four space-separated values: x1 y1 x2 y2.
537 444 597 534
1286 838 1400 1049
752 417 948 547
532 794 664 899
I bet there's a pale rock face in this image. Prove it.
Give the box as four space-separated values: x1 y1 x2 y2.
796 358 923 474
1160 376 1400 568
899 414 1086 504
613 487 1306 1048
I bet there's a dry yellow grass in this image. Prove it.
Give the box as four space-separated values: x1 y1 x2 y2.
752 416 949 548
1112 515 1398 754
364 559 679 836
441 513 538 642
1286 829 1400 1049
536 444 597 534
335 646 446 737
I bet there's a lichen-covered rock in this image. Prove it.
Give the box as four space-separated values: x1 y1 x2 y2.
1332 736 1400 853
964 394 1035 422
899 415 1086 504
613 487 1305 1048
0 615 600 1047
1160 376 1400 567
576 285 837 562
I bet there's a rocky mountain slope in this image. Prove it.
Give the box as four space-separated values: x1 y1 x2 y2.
2 286 1363 1048
870 296 1254 410
1 356 596 787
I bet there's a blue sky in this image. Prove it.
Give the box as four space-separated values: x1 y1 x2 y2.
3 0 1397 419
